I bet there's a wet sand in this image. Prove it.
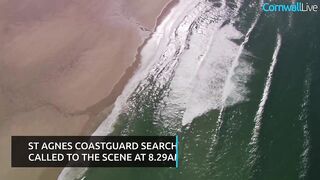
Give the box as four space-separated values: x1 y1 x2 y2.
0 0 172 179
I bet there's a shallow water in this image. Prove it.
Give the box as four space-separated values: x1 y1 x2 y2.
77 0 320 179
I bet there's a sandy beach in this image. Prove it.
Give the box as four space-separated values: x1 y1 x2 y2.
0 0 172 179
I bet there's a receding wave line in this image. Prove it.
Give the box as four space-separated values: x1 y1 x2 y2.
298 65 312 179
248 33 282 165
211 10 261 148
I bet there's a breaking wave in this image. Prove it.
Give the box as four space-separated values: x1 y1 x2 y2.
298 65 312 179
59 0 259 179
248 32 282 166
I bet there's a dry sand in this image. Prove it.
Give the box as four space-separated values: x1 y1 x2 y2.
0 0 173 179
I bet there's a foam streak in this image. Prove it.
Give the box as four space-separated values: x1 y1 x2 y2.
248 33 282 163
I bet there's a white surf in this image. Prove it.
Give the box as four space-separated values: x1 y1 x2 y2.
58 0 255 179
248 33 282 164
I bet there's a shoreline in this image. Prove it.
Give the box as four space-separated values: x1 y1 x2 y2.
78 0 180 136
58 0 179 179
78 0 180 135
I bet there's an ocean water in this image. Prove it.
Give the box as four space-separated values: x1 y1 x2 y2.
63 0 320 179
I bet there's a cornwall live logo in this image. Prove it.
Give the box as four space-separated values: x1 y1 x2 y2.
262 1 319 12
